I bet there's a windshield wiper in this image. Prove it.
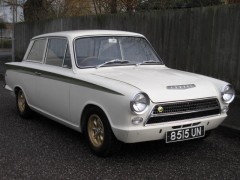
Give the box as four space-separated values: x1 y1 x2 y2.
136 60 161 66
96 59 130 69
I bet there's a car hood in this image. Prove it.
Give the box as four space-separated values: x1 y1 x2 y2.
91 66 218 102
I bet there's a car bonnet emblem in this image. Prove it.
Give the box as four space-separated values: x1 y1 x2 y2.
167 84 196 90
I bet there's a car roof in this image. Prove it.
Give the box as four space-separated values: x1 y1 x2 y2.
33 30 145 39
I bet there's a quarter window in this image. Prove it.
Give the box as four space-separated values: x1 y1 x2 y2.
63 45 72 69
27 39 46 62
46 38 68 67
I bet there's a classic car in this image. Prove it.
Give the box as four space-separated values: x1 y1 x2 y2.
4 30 235 156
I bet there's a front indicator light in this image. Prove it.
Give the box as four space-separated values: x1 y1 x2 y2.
132 117 143 125
222 106 229 113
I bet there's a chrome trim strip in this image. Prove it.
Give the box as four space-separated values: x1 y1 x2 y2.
151 97 219 105
167 84 196 90
150 107 220 117
144 114 221 127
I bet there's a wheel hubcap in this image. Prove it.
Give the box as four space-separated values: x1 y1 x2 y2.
88 114 104 148
18 90 26 113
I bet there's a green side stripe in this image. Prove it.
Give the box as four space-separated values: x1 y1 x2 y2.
6 64 124 96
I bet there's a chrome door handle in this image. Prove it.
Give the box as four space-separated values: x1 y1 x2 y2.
35 72 42 76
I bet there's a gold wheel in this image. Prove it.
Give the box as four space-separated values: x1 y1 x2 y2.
18 90 26 113
87 114 105 148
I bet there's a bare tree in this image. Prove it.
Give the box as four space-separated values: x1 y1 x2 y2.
225 0 240 3
23 0 94 21
23 0 56 21
2 0 229 22
2 0 25 22
91 0 136 14
57 0 93 17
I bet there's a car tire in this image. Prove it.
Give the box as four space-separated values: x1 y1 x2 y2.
16 89 32 118
83 106 121 157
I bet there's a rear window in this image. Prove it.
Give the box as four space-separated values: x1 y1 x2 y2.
45 38 68 67
27 39 47 62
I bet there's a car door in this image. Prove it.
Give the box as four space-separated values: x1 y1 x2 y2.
35 37 72 122
23 38 48 108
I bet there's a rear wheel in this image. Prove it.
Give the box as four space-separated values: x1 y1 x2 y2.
83 107 121 157
16 89 32 118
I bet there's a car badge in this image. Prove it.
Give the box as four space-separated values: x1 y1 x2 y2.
157 106 164 113
167 84 196 90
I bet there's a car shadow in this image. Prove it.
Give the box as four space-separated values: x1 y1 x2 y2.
23 111 211 159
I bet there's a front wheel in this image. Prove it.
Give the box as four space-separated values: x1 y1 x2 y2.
16 89 32 118
84 107 121 157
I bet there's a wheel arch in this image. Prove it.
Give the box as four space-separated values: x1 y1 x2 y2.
14 86 21 95
13 85 30 105
80 103 112 133
81 103 121 156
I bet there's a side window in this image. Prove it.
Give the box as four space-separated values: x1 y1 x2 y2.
63 45 72 69
27 39 46 62
45 38 67 67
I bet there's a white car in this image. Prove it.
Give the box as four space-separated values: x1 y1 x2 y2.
4 30 235 156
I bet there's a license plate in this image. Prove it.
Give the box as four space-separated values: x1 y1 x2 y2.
166 126 205 143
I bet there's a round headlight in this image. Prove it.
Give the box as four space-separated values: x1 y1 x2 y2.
130 93 150 113
222 84 235 103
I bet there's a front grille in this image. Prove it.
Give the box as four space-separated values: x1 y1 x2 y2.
146 98 220 124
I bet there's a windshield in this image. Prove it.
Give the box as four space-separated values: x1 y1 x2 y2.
74 36 163 68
